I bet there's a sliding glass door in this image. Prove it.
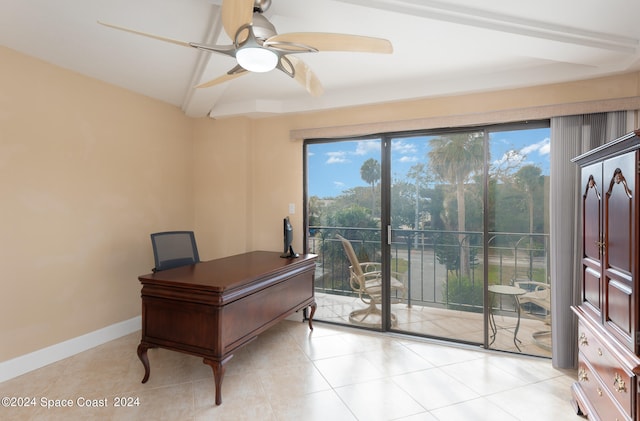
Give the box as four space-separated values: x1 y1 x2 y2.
305 123 551 356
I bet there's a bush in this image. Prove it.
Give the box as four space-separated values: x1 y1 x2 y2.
444 275 483 313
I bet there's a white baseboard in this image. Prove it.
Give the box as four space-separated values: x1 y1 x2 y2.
0 316 141 383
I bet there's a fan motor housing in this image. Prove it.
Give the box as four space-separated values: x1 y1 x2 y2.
254 0 272 13
251 13 277 41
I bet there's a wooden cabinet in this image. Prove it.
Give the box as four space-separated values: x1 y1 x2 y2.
572 130 640 421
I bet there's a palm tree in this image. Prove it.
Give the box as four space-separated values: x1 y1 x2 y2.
360 158 381 217
514 164 543 242
407 163 425 229
428 132 484 276
407 163 432 247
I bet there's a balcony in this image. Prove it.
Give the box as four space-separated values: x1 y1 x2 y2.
308 226 551 357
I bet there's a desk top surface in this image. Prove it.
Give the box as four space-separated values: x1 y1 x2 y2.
138 251 317 293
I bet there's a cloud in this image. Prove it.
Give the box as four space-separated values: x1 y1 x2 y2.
392 140 418 154
326 139 381 163
326 151 350 164
355 139 380 155
398 155 419 163
493 150 525 167
492 136 551 173
521 137 550 156
538 138 550 155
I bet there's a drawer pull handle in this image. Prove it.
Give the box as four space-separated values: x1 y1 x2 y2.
613 373 627 393
597 387 602 397
597 348 602 356
578 368 588 382
579 332 588 346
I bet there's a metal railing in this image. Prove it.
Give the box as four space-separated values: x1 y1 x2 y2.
308 226 550 313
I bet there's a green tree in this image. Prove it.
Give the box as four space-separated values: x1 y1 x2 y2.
360 158 381 217
406 163 433 228
308 195 326 234
428 132 484 276
513 164 544 235
389 179 418 228
327 205 379 262
331 186 375 214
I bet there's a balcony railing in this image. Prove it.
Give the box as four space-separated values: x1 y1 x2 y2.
308 226 550 313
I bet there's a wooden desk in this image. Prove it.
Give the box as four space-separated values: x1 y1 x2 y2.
136 251 317 405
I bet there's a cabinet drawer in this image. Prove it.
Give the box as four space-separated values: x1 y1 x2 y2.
577 358 631 421
578 322 633 416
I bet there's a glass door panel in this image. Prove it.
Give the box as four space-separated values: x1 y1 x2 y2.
388 132 485 344
306 138 385 329
486 128 551 355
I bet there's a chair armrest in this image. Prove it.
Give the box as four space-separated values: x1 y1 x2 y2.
359 265 405 284
358 262 382 275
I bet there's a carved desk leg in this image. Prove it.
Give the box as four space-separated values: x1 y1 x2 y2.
308 301 317 330
203 355 233 406
137 342 151 383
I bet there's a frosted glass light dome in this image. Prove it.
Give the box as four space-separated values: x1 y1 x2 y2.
236 47 278 72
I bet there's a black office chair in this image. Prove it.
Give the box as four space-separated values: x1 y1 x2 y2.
150 231 200 272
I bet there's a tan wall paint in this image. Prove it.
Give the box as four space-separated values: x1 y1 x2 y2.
1 47 194 361
193 117 252 259
249 118 305 253
193 116 305 257
3 42 640 364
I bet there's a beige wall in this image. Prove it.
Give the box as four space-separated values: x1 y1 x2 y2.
3 43 640 364
193 117 252 259
192 116 308 257
1 47 194 361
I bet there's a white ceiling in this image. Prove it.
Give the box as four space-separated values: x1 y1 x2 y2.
2 0 639 119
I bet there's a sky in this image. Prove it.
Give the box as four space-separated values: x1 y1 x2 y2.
307 127 551 198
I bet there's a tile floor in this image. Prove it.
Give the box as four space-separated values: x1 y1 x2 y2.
1 320 579 421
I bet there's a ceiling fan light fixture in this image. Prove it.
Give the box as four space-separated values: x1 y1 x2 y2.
236 47 278 72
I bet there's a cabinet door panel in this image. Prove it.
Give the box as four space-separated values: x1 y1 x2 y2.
584 266 601 313
603 151 637 351
607 279 632 337
604 153 635 275
581 163 603 316
582 163 602 262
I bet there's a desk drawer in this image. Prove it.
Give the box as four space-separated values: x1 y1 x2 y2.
578 321 633 416
578 357 631 421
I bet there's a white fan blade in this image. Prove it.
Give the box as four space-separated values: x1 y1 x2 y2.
221 0 254 41
282 56 324 97
98 21 193 48
267 33 393 54
196 71 247 89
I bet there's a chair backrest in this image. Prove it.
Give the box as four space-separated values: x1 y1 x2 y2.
336 235 364 278
514 280 551 311
150 231 200 272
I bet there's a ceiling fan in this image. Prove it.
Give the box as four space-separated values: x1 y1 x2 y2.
99 0 393 96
